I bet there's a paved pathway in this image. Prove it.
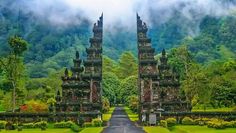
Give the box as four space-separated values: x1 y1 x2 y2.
102 107 145 133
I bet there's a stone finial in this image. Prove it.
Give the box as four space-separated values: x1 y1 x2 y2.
162 49 166 56
76 51 80 59
65 68 69 77
55 90 61 102
57 89 60 96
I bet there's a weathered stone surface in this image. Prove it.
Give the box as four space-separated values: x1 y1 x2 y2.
137 14 190 120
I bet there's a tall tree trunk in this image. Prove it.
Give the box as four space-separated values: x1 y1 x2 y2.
12 54 17 112
12 81 16 112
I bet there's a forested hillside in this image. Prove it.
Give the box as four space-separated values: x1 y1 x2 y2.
0 1 236 78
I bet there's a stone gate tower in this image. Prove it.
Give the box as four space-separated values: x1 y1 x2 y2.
55 14 103 122
137 14 190 123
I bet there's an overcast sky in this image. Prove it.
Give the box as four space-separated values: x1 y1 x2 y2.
11 0 236 31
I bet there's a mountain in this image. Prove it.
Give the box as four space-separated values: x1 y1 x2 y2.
0 1 235 78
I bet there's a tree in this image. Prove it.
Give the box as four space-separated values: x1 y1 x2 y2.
102 72 120 105
168 45 193 80
0 36 28 112
120 76 138 103
116 51 138 79
181 63 200 106
102 56 117 74
207 60 236 108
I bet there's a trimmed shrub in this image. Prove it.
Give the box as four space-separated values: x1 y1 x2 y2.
54 121 74 128
102 97 110 113
17 126 23 131
92 118 103 127
5 122 15 130
207 119 227 129
83 122 92 127
35 121 47 129
23 121 47 129
224 121 232 128
221 121 236 128
17 123 23 131
231 121 236 128
128 95 138 113
194 118 210 126
13 124 18 129
0 121 7 129
160 120 167 128
166 118 176 127
182 117 195 125
23 123 35 128
232 106 236 111
71 124 83 132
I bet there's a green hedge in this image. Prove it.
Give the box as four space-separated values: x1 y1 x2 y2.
166 118 176 127
54 121 74 128
92 118 102 127
0 121 7 129
23 123 34 128
160 120 167 128
83 122 92 127
194 118 210 126
207 119 236 129
182 117 195 125
70 123 83 132
23 121 47 129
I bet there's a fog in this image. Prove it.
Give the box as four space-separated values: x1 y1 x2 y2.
11 0 235 31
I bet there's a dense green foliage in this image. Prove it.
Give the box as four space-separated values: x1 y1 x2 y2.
102 51 138 105
0 36 28 111
0 1 234 79
54 121 74 128
166 118 177 127
168 46 236 109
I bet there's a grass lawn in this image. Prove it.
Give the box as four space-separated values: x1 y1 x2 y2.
124 107 138 121
144 126 236 133
0 129 73 133
102 107 115 121
0 127 103 133
79 127 103 133
144 126 171 133
172 126 236 133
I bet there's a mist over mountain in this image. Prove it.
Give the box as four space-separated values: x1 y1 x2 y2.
0 0 236 77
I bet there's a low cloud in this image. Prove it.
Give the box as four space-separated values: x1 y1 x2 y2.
6 0 236 34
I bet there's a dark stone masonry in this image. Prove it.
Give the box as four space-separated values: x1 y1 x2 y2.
137 14 190 123
55 14 103 122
